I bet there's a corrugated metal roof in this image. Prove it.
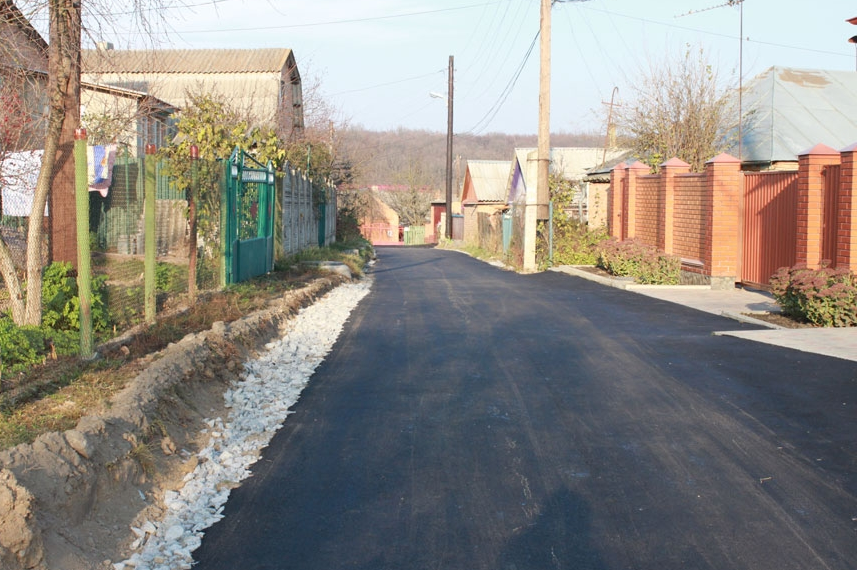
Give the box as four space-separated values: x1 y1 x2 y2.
466 160 510 202
82 48 294 74
511 147 627 190
734 67 857 163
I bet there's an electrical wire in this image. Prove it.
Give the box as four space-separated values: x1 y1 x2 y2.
462 28 540 135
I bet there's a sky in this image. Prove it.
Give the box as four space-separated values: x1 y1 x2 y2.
69 0 857 136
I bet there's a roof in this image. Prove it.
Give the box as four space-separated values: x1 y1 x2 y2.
464 160 510 203
511 147 628 188
0 0 48 72
732 67 857 164
82 48 296 75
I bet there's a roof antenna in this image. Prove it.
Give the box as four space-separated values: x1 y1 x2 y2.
677 1 744 161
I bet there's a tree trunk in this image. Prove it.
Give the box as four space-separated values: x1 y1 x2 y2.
22 0 81 326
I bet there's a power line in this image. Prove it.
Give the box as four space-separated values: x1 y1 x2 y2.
463 29 540 135
146 1 504 35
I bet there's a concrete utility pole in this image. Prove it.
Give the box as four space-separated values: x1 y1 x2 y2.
536 0 551 222
445 55 454 240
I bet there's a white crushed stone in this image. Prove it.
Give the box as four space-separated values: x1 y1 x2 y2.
114 279 372 570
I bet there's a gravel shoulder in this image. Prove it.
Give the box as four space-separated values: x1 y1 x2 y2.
0 275 359 570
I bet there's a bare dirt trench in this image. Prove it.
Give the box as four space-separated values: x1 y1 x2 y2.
0 276 348 570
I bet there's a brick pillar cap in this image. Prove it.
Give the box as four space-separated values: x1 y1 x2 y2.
797 143 839 157
661 157 691 168
705 152 741 165
626 160 650 172
611 162 627 172
841 141 857 153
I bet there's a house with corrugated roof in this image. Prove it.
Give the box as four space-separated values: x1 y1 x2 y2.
461 159 510 246
0 0 49 151
82 47 304 142
506 147 627 205
731 67 857 170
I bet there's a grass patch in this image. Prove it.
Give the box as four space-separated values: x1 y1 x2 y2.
0 250 368 451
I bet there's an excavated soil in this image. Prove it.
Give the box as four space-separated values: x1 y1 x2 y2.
0 275 348 570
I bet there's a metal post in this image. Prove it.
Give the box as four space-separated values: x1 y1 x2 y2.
445 55 454 240
73 128 92 359
188 144 199 303
144 143 157 324
548 200 554 267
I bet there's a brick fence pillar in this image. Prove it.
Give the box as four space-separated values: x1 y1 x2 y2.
625 161 650 240
608 162 626 239
839 143 857 272
660 157 691 254
704 153 742 289
796 144 840 268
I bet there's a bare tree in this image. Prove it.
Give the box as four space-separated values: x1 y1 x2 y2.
0 0 171 326
379 157 433 227
617 46 735 172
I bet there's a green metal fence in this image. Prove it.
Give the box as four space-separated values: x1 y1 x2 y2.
224 148 275 284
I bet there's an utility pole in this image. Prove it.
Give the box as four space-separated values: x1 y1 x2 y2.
536 0 551 221
445 55 454 240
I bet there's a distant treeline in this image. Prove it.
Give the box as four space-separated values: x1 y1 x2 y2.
339 127 602 195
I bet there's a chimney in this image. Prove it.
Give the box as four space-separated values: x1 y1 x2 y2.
96 41 114 51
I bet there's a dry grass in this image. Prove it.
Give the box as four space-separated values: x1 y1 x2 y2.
0 265 345 450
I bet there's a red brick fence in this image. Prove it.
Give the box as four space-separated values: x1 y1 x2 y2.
608 144 857 289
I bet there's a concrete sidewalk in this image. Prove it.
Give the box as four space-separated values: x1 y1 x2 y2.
552 266 857 363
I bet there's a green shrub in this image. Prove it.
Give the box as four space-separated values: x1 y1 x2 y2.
40 262 110 332
770 264 856 327
597 239 680 285
155 262 184 293
537 175 611 269
0 318 45 374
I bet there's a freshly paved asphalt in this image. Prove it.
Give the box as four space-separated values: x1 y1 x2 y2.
193 247 857 570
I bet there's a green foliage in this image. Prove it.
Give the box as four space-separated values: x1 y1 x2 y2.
336 189 368 243
0 318 44 374
284 140 333 181
155 262 184 293
538 175 610 268
40 262 110 332
770 264 856 327
597 239 681 285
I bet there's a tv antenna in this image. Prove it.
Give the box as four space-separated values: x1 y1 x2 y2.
676 0 745 160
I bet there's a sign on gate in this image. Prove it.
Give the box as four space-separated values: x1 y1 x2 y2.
224 147 275 284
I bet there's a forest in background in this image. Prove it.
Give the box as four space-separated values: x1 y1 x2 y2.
339 127 603 197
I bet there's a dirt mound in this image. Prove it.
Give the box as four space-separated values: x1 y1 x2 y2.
0 276 345 570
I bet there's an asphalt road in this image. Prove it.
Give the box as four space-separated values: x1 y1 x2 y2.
193 247 857 570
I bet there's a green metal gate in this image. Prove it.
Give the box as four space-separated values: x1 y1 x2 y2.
223 148 276 284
